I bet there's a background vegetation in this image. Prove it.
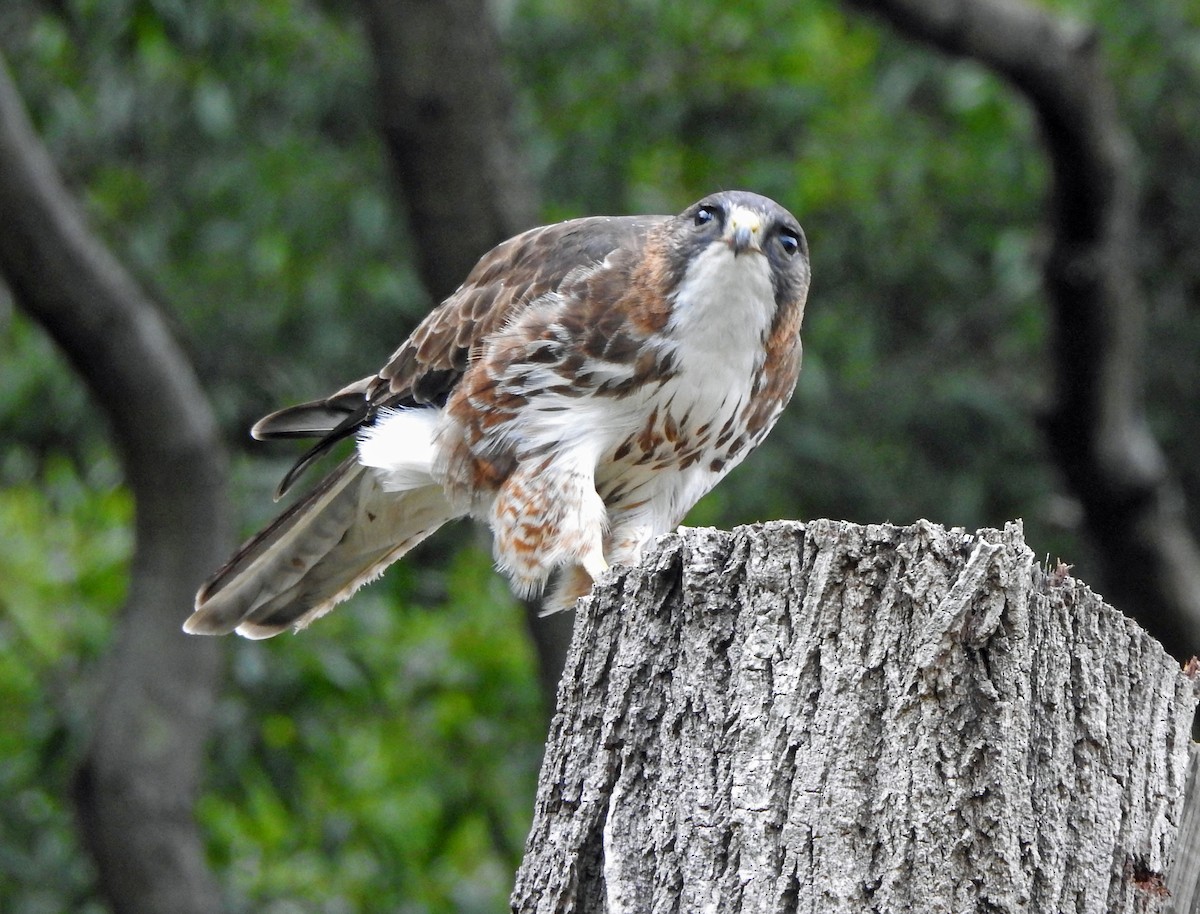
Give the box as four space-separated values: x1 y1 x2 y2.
1 0 1197 910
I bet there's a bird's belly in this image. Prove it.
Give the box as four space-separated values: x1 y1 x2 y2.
465 331 766 524
588 363 759 511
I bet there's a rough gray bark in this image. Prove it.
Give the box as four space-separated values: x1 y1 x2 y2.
0 55 229 914
514 520 1199 913
841 0 1200 658
1168 745 1200 913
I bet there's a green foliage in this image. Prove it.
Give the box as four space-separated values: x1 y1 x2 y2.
197 538 542 913
0 449 542 913
0 453 128 914
3 0 428 439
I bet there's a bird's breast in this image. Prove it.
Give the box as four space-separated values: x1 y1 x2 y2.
438 244 786 510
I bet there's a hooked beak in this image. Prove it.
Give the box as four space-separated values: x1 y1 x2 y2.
727 208 763 255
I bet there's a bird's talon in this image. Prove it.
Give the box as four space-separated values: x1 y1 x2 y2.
584 556 610 580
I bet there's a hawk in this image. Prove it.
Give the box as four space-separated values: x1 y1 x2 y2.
185 191 810 639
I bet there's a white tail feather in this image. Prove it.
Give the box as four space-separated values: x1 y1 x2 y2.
357 407 443 491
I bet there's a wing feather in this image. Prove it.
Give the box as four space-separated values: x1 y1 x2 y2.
371 216 666 407
251 377 373 440
187 459 459 637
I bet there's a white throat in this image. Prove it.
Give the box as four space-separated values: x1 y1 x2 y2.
667 243 776 380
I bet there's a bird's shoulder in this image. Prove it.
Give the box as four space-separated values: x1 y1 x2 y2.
371 213 670 409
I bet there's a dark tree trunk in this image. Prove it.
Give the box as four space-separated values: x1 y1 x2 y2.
0 55 229 914
513 520 1199 912
840 0 1200 658
358 0 539 301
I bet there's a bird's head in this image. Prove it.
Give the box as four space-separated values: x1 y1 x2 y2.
663 190 810 317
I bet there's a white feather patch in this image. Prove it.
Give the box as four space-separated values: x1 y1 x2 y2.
356 407 441 491
667 230 775 386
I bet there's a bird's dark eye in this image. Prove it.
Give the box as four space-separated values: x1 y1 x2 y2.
777 228 802 257
694 205 719 227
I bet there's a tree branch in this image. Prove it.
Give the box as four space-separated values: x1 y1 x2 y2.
513 521 1199 911
0 55 229 914
842 0 1200 655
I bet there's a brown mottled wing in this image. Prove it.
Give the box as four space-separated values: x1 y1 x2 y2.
264 214 667 494
368 214 667 408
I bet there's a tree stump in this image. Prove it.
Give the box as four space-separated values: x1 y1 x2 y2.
512 520 1199 913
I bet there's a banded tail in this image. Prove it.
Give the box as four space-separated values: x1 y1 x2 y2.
186 400 459 639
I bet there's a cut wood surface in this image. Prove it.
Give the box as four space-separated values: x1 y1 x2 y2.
513 519 1199 913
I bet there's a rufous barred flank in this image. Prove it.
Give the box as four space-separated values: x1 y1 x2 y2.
186 191 811 638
